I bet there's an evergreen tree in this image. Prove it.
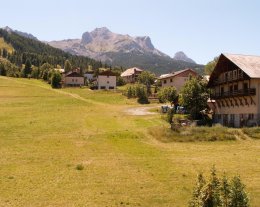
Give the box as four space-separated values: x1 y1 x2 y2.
229 176 249 207
23 59 32 78
189 168 250 207
64 60 72 73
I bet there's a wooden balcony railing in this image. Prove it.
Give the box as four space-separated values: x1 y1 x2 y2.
213 74 244 85
211 88 256 99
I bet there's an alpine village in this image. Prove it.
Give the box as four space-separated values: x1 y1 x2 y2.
0 26 259 207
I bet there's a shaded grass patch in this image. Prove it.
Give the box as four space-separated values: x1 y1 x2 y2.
148 125 246 142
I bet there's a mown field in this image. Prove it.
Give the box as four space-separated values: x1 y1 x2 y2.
0 76 259 207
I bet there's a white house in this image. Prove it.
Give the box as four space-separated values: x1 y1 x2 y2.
97 70 116 90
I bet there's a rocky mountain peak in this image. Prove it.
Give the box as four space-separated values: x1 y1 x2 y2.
90 27 112 38
173 51 196 64
134 36 154 50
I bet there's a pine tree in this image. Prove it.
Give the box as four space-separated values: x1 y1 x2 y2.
64 60 72 73
23 59 32 77
229 176 249 207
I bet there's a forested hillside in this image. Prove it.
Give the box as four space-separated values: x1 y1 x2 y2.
0 29 105 76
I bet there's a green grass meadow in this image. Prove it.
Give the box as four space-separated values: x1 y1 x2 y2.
0 76 259 206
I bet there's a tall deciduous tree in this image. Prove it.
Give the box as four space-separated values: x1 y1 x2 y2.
180 77 209 119
138 71 155 95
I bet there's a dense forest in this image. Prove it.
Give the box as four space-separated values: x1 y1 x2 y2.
0 28 110 78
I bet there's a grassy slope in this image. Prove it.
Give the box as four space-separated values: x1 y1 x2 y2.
0 76 259 206
0 37 14 53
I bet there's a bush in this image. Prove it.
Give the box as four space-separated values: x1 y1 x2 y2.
76 164 84 171
158 86 178 103
167 108 175 124
189 167 249 207
117 76 126 86
125 84 149 104
51 72 61 88
136 84 149 104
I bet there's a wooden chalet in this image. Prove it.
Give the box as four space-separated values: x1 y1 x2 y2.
208 53 260 127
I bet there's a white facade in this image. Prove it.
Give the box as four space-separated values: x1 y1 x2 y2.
97 75 116 90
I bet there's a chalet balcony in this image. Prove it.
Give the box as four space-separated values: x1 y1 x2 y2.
211 88 256 99
213 74 244 85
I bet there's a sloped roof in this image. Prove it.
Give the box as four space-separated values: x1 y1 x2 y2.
99 70 116 76
208 53 260 87
223 53 260 78
158 68 197 80
65 71 84 77
121 67 143 77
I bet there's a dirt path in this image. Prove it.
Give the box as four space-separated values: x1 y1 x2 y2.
124 106 159 116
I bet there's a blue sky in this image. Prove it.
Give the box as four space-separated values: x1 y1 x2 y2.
0 0 259 64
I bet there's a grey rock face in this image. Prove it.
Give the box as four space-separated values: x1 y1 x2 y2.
173 51 196 64
81 32 92 44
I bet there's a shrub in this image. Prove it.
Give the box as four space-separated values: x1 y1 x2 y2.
125 84 149 104
76 164 84 170
167 108 175 124
158 86 178 103
189 167 249 207
51 72 61 88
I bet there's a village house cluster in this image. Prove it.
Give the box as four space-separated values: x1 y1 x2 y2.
59 53 260 128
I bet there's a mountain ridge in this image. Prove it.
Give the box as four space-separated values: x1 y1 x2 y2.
48 27 202 74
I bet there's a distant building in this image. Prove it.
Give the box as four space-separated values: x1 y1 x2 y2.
208 53 260 127
84 71 94 81
97 70 116 90
63 70 84 87
121 67 143 83
54 68 65 74
158 68 198 92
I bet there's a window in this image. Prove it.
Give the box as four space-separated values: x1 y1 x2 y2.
221 87 224 95
107 81 109 84
170 79 172 82
225 72 228 81
217 114 222 120
72 79 74 82
243 82 248 90
109 86 114 89
233 70 237 79
100 86 106 89
248 114 254 120
164 80 167 84
234 84 238 91
75 79 77 82
228 71 232 80
229 85 233 93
